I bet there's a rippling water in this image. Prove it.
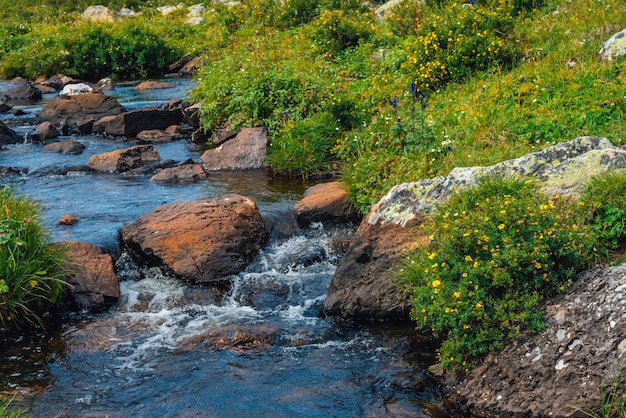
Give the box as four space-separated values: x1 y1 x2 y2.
0 80 445 417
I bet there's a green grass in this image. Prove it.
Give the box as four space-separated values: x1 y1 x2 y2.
0 186 66 328
0 396 29 418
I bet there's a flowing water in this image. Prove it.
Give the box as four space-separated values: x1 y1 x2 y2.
0 80 446 417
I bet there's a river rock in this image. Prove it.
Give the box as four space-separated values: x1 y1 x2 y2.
184 324 277 352
59 83 93 96
43 139 85 155
294 182 361 228
0 77 42 102
453 263 626 417
92 108 183 137
200 127 268 171
27 121 60 143
37 75 64 91
136 129 182 143
0 120 23 145
135 80 177 90
212 122 239 146
59 241 120 311
0 102 11 113
95 77 115 92
324 137 626 319
598 28 626 60
37 92 125 131
88 145 161 173
120 194 269 284
179 55 203 76
150 164 207 183
82 5 116 22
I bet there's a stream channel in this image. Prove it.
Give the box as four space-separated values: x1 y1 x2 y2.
0 80 446 417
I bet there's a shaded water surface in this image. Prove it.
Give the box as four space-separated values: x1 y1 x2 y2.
0 80 445 417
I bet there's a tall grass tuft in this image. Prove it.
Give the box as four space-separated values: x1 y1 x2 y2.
0 186 66 328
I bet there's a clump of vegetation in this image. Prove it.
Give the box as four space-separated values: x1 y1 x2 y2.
580 171 626 259
397 177 594 371
0 396 29 418
0 186 66 328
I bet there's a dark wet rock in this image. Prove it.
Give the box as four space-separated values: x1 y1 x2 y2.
453 263 626 417
57 241 120 311
135 80 178 90
182 102 201 129
43 139 85 155
325 137 626 320
0 77 42 102
119 194 269 284
126 159 176 175
150 164 207 183
37 75 64 91
27 121 60 143
0 166 27 176
184 324 277 352
88 145 161 173
37 92 125 132
0 102 13 113
200 127 268 171
0 120 23 145
212 122 239 146
8 108 26 116
294 181 361 228
136 129 182 143
92 108 183 137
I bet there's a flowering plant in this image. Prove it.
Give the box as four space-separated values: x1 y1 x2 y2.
398 177 594 371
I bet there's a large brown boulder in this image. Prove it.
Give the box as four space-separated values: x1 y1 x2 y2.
294 182 360 228
453 263 626 417
92 108 183 137
43 139 85 155
59 241 120 311
88 145 161 173
37 92 125 130
0 120 23 145
135 80 178 90
119 194 269 284
200 127 268 171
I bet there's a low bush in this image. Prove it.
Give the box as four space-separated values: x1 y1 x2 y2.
397 177 594 371
580 171 626 256
0 186 66 328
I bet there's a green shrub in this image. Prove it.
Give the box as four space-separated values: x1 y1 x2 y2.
267 112 339 177
0 187 66 328
580 171 626 255
311 9 376 54
398 177 594 371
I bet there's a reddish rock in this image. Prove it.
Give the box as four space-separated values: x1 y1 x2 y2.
88 145 161 173
294 182 360 228
183 324 277 352
136 129 182 143
119 194 269 284
135 80 178 90
150 164 207 183
33 84 57 94
59 241 120 311
27 121 60 143
200 127 267 171
43 139 85 155
58 214 79 225
323 215 429 320
37 92 125 130
165 125 185 134
92 108 183 137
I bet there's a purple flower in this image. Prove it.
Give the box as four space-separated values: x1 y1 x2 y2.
391 97 398 109
446 146 454 153
470 0 475 5
409 81 416 94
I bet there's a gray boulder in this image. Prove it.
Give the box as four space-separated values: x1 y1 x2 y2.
599 28 626 61
200 127 268 171
324 137 626 319
82 5 116 22
0 77 42 102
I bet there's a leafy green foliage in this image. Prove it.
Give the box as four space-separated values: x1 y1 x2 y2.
0 187 66 328
0 20 178 80
268 112 340 177
397 177 595 371
580 171 626 255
